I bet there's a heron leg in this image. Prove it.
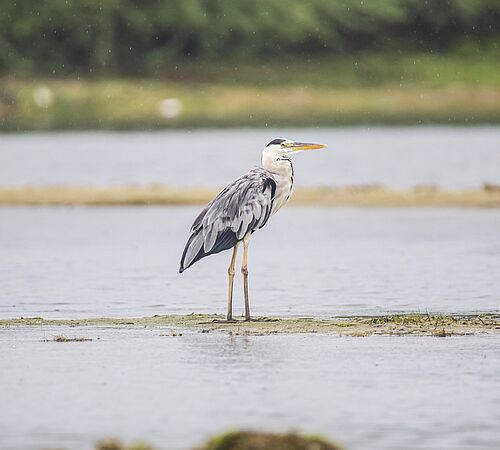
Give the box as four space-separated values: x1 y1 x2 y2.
226 242 240 321
242 233 251 321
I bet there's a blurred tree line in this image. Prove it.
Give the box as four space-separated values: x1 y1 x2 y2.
0 0 499 76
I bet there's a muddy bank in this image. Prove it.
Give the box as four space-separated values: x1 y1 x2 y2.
2 313 499 337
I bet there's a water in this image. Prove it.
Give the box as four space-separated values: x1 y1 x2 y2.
1 127 500 450
1 206 499 319
1 127 499 189
1 327 499 450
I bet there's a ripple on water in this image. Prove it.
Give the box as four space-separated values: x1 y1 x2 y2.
4 328 499 450
0 206 499 319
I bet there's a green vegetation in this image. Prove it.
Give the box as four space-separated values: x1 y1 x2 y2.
369 313 465 326
2 313 499 337
1 185 500 207
199 431 342 450
89 432 341 450
1 0 499 76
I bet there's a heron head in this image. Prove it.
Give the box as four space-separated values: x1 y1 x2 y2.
264 138 327 157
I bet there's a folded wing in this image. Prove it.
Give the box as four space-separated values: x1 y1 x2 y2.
179 168 276 273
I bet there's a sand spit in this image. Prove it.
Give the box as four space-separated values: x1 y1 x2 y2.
2 313 499 337
1 185 500 207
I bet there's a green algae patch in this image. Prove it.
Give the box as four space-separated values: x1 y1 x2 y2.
86 431 342 450
1 313 499 337
198 431 343 450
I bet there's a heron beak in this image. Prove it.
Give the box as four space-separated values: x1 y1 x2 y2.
290 142 327 151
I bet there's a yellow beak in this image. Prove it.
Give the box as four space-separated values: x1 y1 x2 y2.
290 142 327 151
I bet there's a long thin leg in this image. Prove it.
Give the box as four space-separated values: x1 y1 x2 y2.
226 242 240 321
242 233 251 321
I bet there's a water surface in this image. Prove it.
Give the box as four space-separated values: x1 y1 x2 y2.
1 127 499 188
2 127 500 450
1 206 499 319
1 327 499 450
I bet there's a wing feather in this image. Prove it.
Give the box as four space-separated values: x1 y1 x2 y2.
179 168 276 273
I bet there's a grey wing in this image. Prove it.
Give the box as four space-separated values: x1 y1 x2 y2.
179 169 277 273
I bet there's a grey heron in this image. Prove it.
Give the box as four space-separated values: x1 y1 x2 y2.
179 138 327 321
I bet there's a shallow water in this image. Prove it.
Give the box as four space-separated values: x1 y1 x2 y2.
1 127 499 189
1 326 499 450
1 206 499 319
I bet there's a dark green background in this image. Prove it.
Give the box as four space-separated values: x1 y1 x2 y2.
1 0 499 76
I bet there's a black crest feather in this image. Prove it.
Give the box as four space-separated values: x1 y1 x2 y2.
266 138 285 147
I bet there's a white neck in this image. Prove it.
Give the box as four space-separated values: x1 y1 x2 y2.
262 148 293 177
261 146 295 214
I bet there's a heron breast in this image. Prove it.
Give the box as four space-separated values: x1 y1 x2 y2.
271 175 293 214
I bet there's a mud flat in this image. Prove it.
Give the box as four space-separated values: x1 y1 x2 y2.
2 313 499 337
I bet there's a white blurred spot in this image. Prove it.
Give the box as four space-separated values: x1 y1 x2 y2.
33 86 54 108
158 98 183 119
